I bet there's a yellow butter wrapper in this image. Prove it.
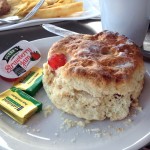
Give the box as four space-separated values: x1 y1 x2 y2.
13 67 43 96
0 87 42 124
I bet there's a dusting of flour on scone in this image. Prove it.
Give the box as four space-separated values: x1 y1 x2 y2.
43 31 145 121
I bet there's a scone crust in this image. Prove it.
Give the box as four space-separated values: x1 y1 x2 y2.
43 31 145 121
48 31 143 85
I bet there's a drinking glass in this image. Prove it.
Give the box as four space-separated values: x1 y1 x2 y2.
100 0 150 46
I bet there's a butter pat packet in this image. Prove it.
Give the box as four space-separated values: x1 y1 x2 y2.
0 40 41 80
13 67 43 96
0 87 42 124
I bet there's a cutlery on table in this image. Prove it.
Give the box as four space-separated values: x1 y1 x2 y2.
42 24 78 37
0 0 45 24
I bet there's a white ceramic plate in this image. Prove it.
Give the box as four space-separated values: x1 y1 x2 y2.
0 36 150 150
0 0 100 32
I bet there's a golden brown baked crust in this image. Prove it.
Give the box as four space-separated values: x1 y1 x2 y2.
43 31 145 121
48 31 143 84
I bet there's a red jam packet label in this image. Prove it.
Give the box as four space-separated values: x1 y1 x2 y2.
0 40 41 79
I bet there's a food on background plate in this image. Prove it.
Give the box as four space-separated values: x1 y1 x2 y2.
0 0 10 16
33 1 83 19
0 40 41 82
43 31 145 121
2 0 83 18
0 87 42 124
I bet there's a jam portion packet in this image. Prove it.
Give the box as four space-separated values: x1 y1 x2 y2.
0 40 41 80
13 67 43 96
0 87 42 124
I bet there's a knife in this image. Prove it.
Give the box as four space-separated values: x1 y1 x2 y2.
42 24 150 59
42 24 78 37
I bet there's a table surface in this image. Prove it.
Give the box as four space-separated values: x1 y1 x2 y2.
0 19 150 150
0 20 102 52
